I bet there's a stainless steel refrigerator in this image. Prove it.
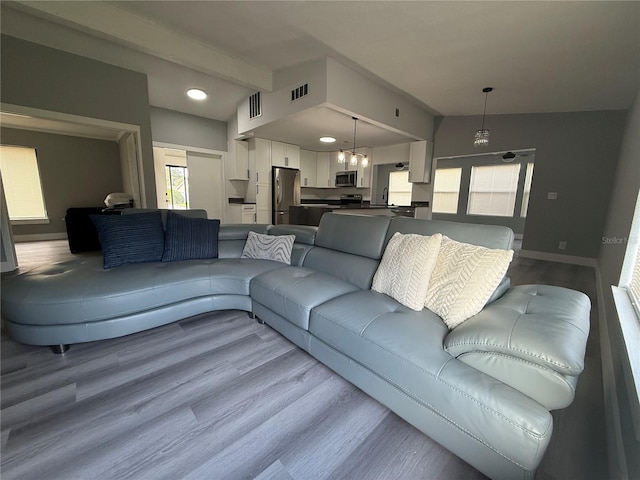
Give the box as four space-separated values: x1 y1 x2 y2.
272 167 301 225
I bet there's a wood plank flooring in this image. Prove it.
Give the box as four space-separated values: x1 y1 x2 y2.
0 241 608 480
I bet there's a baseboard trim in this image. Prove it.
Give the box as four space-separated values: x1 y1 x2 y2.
14 233 68 242
518 249 598 267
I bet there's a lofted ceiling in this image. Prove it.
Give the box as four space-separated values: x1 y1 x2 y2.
1 1 639 150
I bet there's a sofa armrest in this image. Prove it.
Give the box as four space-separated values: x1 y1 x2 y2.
444 284 591 409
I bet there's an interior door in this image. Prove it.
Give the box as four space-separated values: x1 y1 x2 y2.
186 152 225 221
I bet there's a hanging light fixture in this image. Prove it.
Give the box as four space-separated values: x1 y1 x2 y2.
337 117 369 167
474 87 493 147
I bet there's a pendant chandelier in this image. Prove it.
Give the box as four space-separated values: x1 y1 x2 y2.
473 87 493 147
337 117 369 167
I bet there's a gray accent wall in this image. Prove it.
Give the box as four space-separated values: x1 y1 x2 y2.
0 35 156 207
598 88 640 479
150 107 227 152
433 111 627 258
1 128 123 237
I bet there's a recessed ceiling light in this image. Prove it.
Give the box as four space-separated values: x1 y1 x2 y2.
187 88 207 100
319 136 336 143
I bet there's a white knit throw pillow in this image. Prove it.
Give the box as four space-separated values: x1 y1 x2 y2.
372 232 442 311
425 236 513 329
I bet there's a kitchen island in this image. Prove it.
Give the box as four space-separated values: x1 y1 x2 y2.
290 204 413 226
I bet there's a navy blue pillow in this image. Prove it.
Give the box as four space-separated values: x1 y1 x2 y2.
90 211 165 269
162 210 220 262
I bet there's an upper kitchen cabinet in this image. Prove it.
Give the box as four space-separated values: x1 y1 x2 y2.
356 147 372 188
271 141 300 169
408 140 432 183
228 140 249 181
249 138 272 185
316 152 332 188
300 149 317 187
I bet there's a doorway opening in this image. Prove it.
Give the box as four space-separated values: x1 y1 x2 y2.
152 145 225 221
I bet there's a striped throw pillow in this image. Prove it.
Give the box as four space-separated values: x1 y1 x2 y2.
162 210 220 262
90 211 165 269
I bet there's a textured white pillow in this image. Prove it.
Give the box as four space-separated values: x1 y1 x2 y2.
425 236 513 329
372 232 442 311
241 231 295 264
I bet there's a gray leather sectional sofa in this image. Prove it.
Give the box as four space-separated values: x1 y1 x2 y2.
1 211 591 480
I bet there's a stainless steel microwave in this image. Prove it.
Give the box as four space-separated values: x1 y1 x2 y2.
336 170 357 187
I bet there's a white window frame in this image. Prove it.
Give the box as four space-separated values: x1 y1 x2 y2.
612 189 640 437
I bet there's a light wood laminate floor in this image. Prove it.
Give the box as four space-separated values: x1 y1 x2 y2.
1 241 607 479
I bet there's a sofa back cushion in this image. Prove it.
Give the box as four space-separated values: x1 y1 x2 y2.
218 225 270 258
303 213 391 289
122 208 207 228
268 224 317 265
387 216 514 250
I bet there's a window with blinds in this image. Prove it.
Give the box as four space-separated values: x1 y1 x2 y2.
0 146 48 222
467 164 521 217
387 170 412 206
620 190 640 318
432 168 462 214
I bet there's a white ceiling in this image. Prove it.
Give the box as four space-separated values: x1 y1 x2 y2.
2 1 639 149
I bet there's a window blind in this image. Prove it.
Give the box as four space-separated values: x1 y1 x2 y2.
388 170 412 206
0 146 48 220
521 162 535 217
467 164 521 217
432 168 462 214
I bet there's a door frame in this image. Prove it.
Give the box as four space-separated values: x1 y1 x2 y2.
1 103 147 208
152 142 227 222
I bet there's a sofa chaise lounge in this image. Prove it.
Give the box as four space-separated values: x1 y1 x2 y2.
1 210 591 480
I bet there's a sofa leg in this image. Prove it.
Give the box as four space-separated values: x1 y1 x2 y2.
248 312 256 319
51 344 70 354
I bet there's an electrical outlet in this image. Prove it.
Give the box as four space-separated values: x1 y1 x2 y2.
558 241 567 250
547 192 558 200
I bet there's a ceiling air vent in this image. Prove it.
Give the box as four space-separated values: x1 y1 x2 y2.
291 83 309 102
249 92 262 119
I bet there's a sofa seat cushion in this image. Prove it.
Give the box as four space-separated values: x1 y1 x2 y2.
444 284 591 409
1 256 286 326
250 267 360 330
309 289 553 470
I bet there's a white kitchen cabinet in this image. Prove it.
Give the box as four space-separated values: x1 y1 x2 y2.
408 140 432 183
256 208 271 224
228 204 242 224
256 182 272 224
241 203 256 224
316 152 332 188
271 141 300 169
254 138 272 184
300 149 317 187
229 140 249 180
356 147 372 188
330 151 349 186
